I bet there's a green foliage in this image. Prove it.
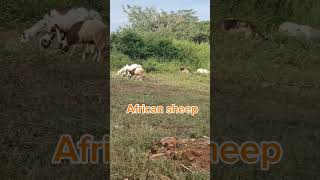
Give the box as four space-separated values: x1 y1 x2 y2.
141 58 163 72
217 0 320 31
111 30 180 61
111 39 209 73
111 29 147 59
122 5 209 42
0 0 108 25
110 50 135 69
142 33 180 61
111 28 210 72
173 39 210 69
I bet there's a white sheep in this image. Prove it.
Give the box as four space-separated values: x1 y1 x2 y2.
55 19 107 62
20 7 102 45
279 22 320 40
196 68 210 74
117 64 142 76
117 65 129 76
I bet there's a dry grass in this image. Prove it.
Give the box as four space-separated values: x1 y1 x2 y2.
212 34 320 179
0 28 108 179
110 71 210 179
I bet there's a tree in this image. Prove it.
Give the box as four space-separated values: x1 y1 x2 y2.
122 5 207 41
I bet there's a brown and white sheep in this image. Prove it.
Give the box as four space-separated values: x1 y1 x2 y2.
54 19 107 62
21 7 102 44
218 18 268 40
117 64 142 76
180 67 191 74
125 67 145 81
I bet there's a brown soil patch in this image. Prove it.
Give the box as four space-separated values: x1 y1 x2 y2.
149 137 210 171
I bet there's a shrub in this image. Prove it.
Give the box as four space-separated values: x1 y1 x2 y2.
111 30 210 72
112 30 180 61
142 33 179 61
141 58 161 72
110 50 135 69
111 29 147 59
173 40 210 69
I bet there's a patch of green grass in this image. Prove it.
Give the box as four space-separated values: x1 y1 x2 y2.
110 71 210 179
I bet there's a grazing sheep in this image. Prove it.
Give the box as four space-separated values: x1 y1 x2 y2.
180 67 191 74
117 65 129 76
125 67 145 81
218 18 268 40
279 22 320 40
40 31 95 59
39 33 56 49
196 68 210 74
20 7 102 45
126 64 142 73
117 64 142 76
54 19 107 62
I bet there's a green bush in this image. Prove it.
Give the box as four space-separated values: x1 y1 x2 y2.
141 58 161 72
142 33 179 61
112 30 180 61
111 29 210 70
110 50 135 69
111 29 147 59
173 39 210 69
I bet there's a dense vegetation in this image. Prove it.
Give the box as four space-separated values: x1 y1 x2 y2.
214 0 320 31
212 0 320 68
0 0 108 24
212 1 320 179
111 6 210 72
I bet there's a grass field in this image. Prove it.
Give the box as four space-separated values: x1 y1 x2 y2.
0 27 108 179
110 71 210 179
213 33 320 179
0 26 210 179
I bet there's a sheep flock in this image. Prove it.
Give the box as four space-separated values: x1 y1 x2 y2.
20 7 107 62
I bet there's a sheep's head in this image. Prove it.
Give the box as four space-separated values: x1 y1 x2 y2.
20 19 48 43
40 33 55 49
124 70 129 77
20 32 30 43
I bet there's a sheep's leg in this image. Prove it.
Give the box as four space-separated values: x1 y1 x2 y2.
97 50 102 62
69 46 75 56
92 47 98 62
82 50 86 62
92 52 97 62
82 51 86 62
67 46 76 61
84 44 93 61
81 44 88 62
